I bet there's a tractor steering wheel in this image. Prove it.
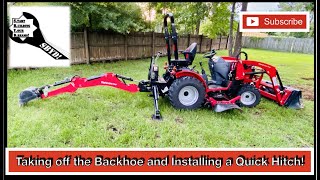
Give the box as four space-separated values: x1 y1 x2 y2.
236 51 248 60
203 49 216 59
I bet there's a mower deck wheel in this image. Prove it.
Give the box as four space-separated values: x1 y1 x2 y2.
237 84 261 108
168 76 205 109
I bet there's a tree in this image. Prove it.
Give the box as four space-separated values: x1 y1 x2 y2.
148 2 210 35
200 2 233 38
146 2 233 37
228 2 236 56
278 2 314 38
232 2 248 57
13 2 147 33
66 2 147 33
278 2 313 11
147 2 176 33
174 2 211 35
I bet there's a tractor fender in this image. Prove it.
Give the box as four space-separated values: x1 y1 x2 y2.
175 70 207 88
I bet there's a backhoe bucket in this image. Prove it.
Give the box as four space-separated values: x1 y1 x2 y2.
19 87 41 106
284 89 303 109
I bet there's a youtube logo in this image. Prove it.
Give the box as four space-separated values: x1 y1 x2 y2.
246 17 259 26
240 12 309 32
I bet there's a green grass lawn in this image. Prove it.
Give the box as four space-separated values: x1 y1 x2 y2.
7 48 314 148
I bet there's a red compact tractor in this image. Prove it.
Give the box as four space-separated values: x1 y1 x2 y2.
19 13 302 120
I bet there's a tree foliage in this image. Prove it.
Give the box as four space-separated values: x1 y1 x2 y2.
278 2 313 11
66 2 146 33
12 2 147 33
174 2 211 35
11 2 236 37
278 2 314 38
147 2 179 33
200 2 233 38
148 2 232 38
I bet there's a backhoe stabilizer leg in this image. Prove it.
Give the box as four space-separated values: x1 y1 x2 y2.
151 85 162 120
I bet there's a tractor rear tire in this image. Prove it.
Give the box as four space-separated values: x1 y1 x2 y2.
168 77 206 109
237 84 261 108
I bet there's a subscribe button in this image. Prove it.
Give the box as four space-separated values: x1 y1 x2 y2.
240 12 309 32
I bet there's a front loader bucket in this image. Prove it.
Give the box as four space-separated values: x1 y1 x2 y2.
19 87 41 106
213 103 242 112
284 89 303 109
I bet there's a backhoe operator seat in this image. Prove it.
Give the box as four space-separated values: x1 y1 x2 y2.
170 42 197 67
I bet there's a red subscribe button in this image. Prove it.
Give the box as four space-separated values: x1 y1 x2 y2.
240 12 309 32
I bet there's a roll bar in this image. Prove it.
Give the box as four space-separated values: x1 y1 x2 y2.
164 13 179 64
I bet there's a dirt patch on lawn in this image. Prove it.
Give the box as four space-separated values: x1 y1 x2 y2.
107 125 119 133
294 85 314 101
301 77 314 81
252 107 267 118
175 117 184 124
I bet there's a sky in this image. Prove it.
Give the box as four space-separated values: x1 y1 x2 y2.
247 2 280 12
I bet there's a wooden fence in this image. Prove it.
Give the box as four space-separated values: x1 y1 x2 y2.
242 36 314 54
71 31 229 64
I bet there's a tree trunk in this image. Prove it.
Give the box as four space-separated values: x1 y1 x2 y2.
195 20 201 35
228 2 236 56
149 5 152 29
195 2 202 35
232 2 248 57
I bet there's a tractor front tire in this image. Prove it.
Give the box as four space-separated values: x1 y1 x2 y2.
237 84 261 108
168 77 206 109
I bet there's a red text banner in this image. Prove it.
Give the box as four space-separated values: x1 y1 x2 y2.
6 148 313 175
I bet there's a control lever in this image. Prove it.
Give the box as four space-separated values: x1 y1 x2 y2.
199 61 208 85
199 62 206 75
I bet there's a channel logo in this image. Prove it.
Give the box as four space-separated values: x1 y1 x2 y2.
246 17 259 26
240 12 309 32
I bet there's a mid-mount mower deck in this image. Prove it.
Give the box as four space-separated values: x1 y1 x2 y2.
19 13 303 120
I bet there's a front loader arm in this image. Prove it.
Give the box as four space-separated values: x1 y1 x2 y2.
19 73 139 105
241 60 281 97
241 60 302 108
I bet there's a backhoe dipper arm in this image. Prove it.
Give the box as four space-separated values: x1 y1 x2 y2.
18 72 139 106
41 73 139 99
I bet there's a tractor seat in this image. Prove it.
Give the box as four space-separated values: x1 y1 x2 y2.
170 42 197 67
